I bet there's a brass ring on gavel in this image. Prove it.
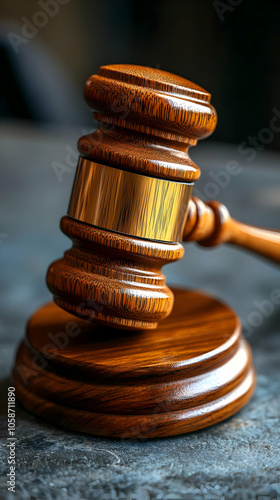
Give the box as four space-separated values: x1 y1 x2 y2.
68 157 193 243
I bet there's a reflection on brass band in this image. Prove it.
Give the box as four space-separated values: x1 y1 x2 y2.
68 157 193 242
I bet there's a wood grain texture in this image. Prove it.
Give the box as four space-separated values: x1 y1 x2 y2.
79 64 217 182
47 64 279 330
184 197 280 264
47 216 184 330
13 288 256 439
47 64 217 328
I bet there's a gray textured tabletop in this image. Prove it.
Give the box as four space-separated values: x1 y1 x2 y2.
0 123 279 500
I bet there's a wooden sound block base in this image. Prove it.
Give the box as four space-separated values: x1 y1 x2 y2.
13 289 256 439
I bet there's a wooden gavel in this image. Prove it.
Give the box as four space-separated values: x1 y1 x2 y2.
15 63 275 438
47 64 280 330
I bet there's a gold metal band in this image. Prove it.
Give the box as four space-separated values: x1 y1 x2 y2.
68 157 193 242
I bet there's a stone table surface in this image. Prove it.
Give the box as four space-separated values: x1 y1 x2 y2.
0 123 279 500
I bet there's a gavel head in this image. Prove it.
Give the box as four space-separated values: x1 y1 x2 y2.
47 64 217 330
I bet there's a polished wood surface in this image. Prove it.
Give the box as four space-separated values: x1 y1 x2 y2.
47 64 216 327
184 197 280 264
47 64 279 329
13 289 256 438
14 65 270 437
81 64 217 181
47 216 184 330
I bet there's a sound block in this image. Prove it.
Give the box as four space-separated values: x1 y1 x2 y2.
13 289 256 439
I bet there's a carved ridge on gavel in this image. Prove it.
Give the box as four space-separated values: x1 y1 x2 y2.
46 64 280 330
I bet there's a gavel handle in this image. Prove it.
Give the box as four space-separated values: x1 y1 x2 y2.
183 197 280 264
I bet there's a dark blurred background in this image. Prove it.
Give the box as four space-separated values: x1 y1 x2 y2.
1 4 280 497
1 0 280 147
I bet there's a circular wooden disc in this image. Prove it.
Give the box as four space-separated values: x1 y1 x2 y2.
13 289 255 438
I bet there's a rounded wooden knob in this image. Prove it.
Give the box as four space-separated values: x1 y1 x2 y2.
84 64 217 144
79 64 217 182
